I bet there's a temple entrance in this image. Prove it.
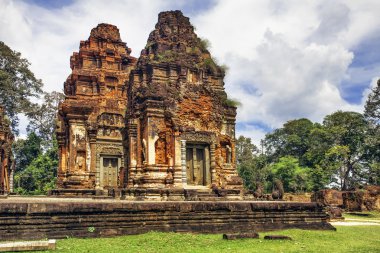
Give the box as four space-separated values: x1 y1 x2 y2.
100 156 120 188
186 144 211 186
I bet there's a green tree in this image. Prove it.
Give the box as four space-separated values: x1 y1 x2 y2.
12 132 42 172
238 154 269 190
26 91 64 149
0 41 43 134
363 79 380 185
236 135 258 164
13 136 58 195
236 136 268 190
322 111 369 190
268 156 312 193
264 118 315 164
364 79 380 124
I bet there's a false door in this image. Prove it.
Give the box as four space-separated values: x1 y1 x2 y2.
100 156 120 188
186 144 211 186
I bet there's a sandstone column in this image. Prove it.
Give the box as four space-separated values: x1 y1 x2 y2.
210 143 216 185
181 140 187 186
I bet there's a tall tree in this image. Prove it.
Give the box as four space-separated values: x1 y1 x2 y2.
13 132 58 195
322 111 369 190
363 79 380 185
364 79 380 125
236 136 269 190
26 91 64 148
264 118 315 164
236 135 258 164
14 141 58 195
0 41 43 134
12 132 42 172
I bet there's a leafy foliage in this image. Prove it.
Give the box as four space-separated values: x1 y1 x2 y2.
0 41 43 134
236 136 270 191
364 79 380 124
224 98 242 107
322 111 369 190
268 156 312 192
198 38 211 52
363 80 380 185
238 109 378 192
13 132 42 171
13 132 58 195
26 91 64 149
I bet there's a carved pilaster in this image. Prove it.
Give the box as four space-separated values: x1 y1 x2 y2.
9 167 14 193
210 143 216 185
127 121 138 187
181 140 187 186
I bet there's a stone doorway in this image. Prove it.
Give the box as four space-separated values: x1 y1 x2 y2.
186 144 211 186
100 156 120 188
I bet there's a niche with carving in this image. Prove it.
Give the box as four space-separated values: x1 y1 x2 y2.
155 137 167 164
75 151 86 173
220 141 232 164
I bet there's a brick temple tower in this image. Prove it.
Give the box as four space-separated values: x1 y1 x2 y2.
56 24 136 189
126 11 242 190
55 11 242 196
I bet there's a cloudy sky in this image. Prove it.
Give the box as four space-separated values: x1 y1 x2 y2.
1 0 379 144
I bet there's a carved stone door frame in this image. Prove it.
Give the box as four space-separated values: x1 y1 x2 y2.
95 144 124 189
99 155 121 188
180 132 216 187
185 143 211 186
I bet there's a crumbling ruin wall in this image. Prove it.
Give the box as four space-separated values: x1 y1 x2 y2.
0 106 14 194
311 189 344 207
343 186 380 211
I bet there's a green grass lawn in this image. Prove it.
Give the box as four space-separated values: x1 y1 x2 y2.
344 211 380 220
26 226 380 253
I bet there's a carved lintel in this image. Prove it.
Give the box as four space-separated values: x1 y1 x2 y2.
181 131 216 144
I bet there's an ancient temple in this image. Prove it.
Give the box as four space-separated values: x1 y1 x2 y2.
56 11 242 195
126 11 242 190
56 24 136 189
0 105 14 194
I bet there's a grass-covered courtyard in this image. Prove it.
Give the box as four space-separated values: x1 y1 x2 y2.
25 225 379 253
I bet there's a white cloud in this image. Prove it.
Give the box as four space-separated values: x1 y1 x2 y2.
192 0 380 143
0 0 379 143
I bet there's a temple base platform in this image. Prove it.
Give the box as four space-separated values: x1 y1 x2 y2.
0 197 334 241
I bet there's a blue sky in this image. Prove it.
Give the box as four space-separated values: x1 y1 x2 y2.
2 0 379 144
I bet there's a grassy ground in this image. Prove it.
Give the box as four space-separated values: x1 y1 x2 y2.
344 211 380 220
23 226 380 253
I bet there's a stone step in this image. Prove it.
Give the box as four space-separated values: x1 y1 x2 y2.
0 240 56 252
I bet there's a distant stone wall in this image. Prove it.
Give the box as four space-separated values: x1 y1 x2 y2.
343 186 380 211
311 189 344 207
311 187 380 211
283 193 312 202
0 200 334 240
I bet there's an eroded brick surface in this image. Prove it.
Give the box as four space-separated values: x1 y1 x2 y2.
0 106 14 194
56 23 136 189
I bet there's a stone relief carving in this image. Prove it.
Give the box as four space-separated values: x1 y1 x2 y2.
75 151 86 172
181 132 216 144
97 113 124 127
96 144 123 155
97 128 121 138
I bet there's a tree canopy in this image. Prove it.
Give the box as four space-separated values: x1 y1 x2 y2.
26 91 64 149
0 41 43 134
237 108 378 193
